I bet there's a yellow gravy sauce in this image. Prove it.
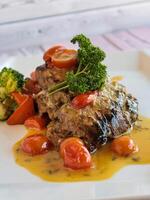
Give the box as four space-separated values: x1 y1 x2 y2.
13 116 150 182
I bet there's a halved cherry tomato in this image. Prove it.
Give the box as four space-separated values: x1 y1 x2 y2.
11 92 26 105
30 71 37 82
24 115 47 130
21 134 52 156
111 136 138 157
71 91 98 109
43 45 64 62
51 49 77 69
60 137 91 170
7 95 35 125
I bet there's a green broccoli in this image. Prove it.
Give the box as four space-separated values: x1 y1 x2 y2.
48 34 107 95
0 67 24 100
0 97 17 121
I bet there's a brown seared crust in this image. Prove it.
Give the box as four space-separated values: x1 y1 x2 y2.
45 83 138 153
35 63 71 89
35 64 55 89
36 91 71 119
35 64 138 153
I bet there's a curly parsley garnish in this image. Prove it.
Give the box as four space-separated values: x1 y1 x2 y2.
48 34 107 95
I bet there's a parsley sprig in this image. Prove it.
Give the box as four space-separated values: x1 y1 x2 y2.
48 34 107 95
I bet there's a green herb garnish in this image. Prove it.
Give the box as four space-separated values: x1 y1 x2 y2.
48 34 107 95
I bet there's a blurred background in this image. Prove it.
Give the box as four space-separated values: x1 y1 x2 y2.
0 0 150 58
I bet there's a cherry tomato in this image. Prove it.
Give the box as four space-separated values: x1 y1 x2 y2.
60 137 84 158
24 115 47 130
71 91 98 109
51 49 77 69
21 134 52 156
111 136 138 157
43 45 64 62
60 137 91 170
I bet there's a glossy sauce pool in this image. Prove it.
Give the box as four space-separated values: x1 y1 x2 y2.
13 116 150 182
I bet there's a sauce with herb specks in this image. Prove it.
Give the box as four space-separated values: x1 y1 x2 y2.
13 116 150 182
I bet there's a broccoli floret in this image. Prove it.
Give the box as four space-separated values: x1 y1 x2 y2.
0 87 8 100
0 67 24 120
0 97 17 121
0 104 7 120
0 67 24 100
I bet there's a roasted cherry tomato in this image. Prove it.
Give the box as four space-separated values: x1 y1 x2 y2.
111 136 138 157
21 134 52 156
24 115 47 130
60 137 84 158
60 137 91 170
71 91 98 109
51 49 77 69
43 45 64 62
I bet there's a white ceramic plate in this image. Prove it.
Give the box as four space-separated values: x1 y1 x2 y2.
0 52 150 200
